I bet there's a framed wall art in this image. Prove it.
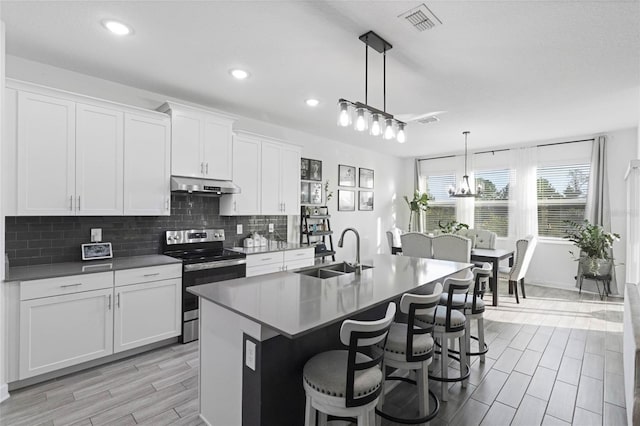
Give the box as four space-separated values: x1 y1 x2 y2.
309 160 322 181
338 164 356 187
300 182 310 204
338 190 355 211
81 242 113 261
358 191 374 211
310 182 322 204
300 158 310 180
359 168 374 189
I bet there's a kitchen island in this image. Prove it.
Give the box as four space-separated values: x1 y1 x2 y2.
188 254 472 426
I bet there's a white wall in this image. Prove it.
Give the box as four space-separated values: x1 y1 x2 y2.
4 56 407 264
1 17 8 402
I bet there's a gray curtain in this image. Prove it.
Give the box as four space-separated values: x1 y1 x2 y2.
579 136 617 294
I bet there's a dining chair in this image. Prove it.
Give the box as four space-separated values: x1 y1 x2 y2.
400 232 433 259
386 227 403 255
498 235 537 303
431 234 472 263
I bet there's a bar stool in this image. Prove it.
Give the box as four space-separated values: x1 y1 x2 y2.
376 283 443 424
303 303 396 426
439 264 491 365
418 272 472 402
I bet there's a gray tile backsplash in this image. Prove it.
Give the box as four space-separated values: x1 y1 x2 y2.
5 194 288 267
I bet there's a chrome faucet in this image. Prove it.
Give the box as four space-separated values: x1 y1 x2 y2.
338 228 361 273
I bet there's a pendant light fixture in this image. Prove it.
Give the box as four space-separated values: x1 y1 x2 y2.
337 31 407 143
448 131 483 198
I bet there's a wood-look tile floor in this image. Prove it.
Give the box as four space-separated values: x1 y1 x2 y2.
0 282 627 426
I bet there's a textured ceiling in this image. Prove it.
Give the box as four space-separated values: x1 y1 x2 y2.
1 0 639 157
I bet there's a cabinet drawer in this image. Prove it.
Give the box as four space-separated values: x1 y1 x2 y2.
284 248 314 262
115 264 182 287
246 252 284 268
246 264 283 277
284 258 315 271
20 272 113 301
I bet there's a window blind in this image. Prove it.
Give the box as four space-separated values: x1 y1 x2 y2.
474 169 510 237
421 174 456 231
537 163 590 237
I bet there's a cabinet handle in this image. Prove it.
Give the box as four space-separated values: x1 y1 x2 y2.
143 273 160 277
69 195 73 211
283 202 286 212
77 196 81 211
201 162 204 174
206 163 209 175
107 294 112 310
262 257 273 261
165 198 170 211
61 283 82 288
234 201 237 212
116 293 120 308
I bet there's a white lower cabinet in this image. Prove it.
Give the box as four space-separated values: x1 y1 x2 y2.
113 278 181 353
16 265 182 381
19 287 114 379
245 248 314 277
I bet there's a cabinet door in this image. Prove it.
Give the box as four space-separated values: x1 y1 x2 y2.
171 112 202 177
280 145 301 215
113 279 181 353
17 91 76 215
19 288 113 379
123 113 171 216
76 103 124 215
261 142 283 215
202 114 233 180
220 135 261 215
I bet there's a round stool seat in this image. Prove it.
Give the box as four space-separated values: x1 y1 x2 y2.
440 293 485 313
381 323 434 363
303 350 382 399
417 305 466 329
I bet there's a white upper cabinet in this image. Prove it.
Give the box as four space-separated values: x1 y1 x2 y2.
159 102 235 180
123 113 171 216
8 80 171 216
220 132 301 216
219 133 261 215
261 140 301 216
76 103 124 216
17 91 76 215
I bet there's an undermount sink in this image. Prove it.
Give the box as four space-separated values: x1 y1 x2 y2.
294 262 374 279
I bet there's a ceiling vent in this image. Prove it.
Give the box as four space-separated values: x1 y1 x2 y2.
399 4 442 32
417 115 440 125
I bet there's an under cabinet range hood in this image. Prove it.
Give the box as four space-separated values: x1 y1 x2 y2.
170 176 241 196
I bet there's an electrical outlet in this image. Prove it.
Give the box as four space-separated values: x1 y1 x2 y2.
237 224 243 235
245 340 256 371
90 228 102 242
268 223 274 233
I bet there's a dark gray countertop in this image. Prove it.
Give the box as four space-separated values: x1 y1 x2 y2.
4 255 182 282
230 243 311 255
188 254 472 339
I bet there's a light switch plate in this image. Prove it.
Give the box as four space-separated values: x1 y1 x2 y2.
245 340 256 370
90 228 102 243
268 223 274 233
237 224 243 235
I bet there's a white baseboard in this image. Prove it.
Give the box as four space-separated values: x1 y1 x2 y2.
0 383 9 403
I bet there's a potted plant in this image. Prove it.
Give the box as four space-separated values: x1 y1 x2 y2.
403 191 429 232
564 219 620 275
438 220 470 234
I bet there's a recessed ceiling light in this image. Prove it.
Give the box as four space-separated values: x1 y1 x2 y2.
102 20 132 36
230 69 250 80
305 99 320 107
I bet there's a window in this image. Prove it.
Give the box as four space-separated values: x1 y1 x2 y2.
537 163 590 238
421 174 456 232
474 169 510 237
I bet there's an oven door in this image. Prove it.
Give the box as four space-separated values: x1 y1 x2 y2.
181 258 246 342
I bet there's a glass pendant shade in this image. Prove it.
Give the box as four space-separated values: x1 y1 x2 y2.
337 101 352 127
449 131 481 198
370 114 381 136
396 123 406 143
383 118 395 140
354 108 368 132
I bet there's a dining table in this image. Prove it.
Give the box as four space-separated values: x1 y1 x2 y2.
471 248 515 306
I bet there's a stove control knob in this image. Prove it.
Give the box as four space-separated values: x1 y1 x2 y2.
214 233 220 238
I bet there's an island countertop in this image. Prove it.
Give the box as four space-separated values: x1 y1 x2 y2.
188 254 472 339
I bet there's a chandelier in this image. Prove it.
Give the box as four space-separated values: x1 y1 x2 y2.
337 31 406 143
449 131 483 197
